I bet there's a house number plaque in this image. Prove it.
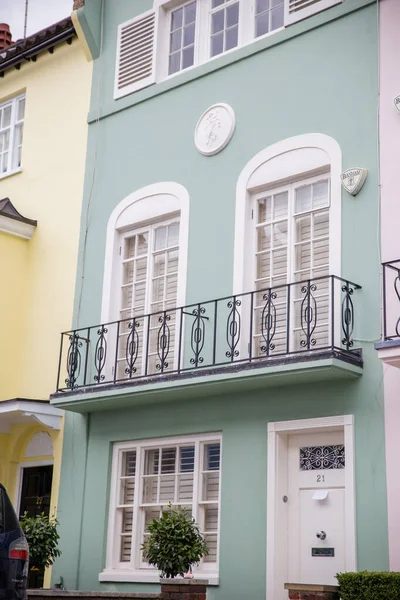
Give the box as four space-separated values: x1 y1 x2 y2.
312 547 335 557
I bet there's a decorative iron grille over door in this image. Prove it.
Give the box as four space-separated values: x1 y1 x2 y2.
252 176 330 356
117 218 180 379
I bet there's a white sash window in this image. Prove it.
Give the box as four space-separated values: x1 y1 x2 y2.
103 434 221 582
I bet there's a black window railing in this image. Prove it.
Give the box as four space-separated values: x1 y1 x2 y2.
382 259 400 340
56 274 361 393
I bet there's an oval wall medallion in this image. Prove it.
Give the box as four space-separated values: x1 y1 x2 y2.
194 103 236 156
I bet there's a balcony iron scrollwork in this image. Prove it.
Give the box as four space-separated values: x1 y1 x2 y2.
94 326 108 382
260 290 277 355
300 283 317 348
190 306 207 367
341 283 355 349
156 313 171 371
125 319 140 377
56 275 362 393
226 298 241 360
65 333 82 389
394 269 400 337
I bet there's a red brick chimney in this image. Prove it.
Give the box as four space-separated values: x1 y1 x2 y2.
0 24 12 50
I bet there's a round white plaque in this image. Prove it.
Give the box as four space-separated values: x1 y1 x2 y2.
194 103 236 156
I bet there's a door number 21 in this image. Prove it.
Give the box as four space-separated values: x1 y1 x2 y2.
317 475 325 483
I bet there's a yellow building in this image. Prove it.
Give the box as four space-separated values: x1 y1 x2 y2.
0 14 91 584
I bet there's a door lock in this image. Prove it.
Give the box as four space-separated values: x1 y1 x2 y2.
316 530 326 540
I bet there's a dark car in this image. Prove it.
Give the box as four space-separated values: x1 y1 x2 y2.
0 485 28 599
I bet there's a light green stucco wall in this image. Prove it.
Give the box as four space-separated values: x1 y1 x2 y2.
53 1 387 598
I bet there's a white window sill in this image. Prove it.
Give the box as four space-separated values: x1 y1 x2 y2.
0 168 22 181
98 570 219 586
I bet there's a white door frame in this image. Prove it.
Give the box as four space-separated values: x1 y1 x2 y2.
266 415 356 600
15 460 54 515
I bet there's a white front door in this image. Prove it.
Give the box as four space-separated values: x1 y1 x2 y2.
287 431 346 585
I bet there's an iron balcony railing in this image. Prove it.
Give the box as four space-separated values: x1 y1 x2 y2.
56 275 361 392
382 259 400 340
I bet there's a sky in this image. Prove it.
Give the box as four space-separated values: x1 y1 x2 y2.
0 0 73 41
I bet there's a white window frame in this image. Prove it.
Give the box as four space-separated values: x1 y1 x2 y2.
101 182 190 325
250 173 331 290
0 93 25 179
156 0 287 81
100 433 222 584
233 134 342 296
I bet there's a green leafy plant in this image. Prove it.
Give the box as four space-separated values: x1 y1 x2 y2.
20 512 61 569
141 505 208 578
336 571 400 600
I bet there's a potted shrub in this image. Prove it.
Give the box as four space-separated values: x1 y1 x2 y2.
142 505 208 579
20 512 61 588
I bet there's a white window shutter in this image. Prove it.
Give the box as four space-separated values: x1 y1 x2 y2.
284 0 342 26
114 10 157 100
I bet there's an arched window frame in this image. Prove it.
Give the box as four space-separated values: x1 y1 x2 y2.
233 133 342 295
101 182 190 324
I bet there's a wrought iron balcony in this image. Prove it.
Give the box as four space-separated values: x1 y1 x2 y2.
382 259 400 341
56 275 361 393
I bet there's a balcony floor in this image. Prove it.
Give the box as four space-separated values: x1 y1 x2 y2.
50 348 363 413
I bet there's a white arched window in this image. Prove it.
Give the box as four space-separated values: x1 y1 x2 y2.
102 182 189 378
234 134 342 353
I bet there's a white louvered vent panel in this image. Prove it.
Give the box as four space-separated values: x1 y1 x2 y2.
115 11 156 98
285 0 342 26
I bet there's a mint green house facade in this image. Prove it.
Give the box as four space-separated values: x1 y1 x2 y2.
51 1 388 599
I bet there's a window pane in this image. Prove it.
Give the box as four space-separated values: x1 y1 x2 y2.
314 212 329 238
273 222 287 247
122 451 136 476
212 0 225 7
313 180 329 208
171 7 183 30
212 10 224 34
177 473 194 501
168 222 180 247
2 105 11 128
256 12 269 37
206 443 220 470
273 192 288 219
161 447 176 473
0 130 10 154
202 472 220 501
271 4 284 30
226 3 239 27
153 254 166 278
183 23 195 46
154 226 168 250
295 184 312 213
170 29 182 52
225 25 238 51
120 535 132 562
137 233 148 255
144 449 159 475
184 1 196 24
182 45 195 69
211 32 224 56
17 98 25 121
258 197 272 223
180 446 195 472
169 52 181 75
120 478 135 504
257 0 269 11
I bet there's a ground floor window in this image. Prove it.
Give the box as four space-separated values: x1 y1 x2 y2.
106 433 221 577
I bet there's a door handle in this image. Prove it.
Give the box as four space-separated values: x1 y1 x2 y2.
316 530 326 540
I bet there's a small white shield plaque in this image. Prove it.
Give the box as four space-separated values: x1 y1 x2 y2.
340 168 368 196
394 96 400 113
